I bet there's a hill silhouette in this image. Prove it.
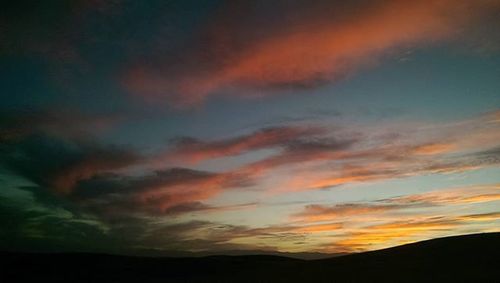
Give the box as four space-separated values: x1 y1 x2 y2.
1 232 499 282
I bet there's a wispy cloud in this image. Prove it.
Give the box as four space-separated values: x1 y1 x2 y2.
159 201 257 216
2 109 500 254
332 218 460 251
152 110 500 196
291 203 405 222
330 211 500 252
457 212 500 222
73 168 252 217
0 133 140 194
124 0 500 105
381 184 500 206
163 125 326 163
289 184 500 252
291 184 500 223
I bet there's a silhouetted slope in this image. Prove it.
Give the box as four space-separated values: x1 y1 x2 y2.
301 232 500 282
1 232 499 282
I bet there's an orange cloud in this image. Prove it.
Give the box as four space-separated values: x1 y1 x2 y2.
331 210 500 252
292 203 399 222
332 219 459 252
485 110 500 123
457 212 500 222
412 143 456 155
154 110 500 199
266 143 500 192
289 184 500 235
270 159 448 193
136 172 240 213
297 166 399 191
124 0 500 104
384 184 500 206
292 222 343 233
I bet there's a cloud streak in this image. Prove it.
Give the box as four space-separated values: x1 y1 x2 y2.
0 133 140 194
289 184 500 252
73 168 252 217
164 125 325 163
292 203 404 222
124 0 500 105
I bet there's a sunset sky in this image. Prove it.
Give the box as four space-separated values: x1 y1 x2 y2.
1 0 500 255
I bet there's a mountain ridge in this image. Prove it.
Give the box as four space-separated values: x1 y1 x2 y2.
2 232 499 282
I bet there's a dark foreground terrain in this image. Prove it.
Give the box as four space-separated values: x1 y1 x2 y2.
1 233 499 282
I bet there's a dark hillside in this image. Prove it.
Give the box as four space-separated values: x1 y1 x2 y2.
1 233 499 282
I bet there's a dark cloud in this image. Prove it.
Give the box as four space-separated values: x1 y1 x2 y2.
240 137 358 175
0 1 79 57
0 109 257 223
164 125 326 163
0 108 142 194
378 185 500 206
160 201 257 216
465 146 500 166
0 183 255 254
0 133 140 194
73 168 252 217
0 192 113 253
141 220 325 252
160 202 215 215
0 108 120 142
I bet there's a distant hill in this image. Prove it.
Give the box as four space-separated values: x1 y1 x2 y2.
1 232 499 282
129 248 342 260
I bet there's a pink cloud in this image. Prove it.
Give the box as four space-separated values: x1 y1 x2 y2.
123 0 500 105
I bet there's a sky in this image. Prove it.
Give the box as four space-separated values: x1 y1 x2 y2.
1 0 500 255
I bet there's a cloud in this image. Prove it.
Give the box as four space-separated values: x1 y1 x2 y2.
0 108 130 190
290 183 500 229
157 110 500 195
330 210 500 252
381 184 500 206
292 203 404 222
72 168 253 217
156 201 257 216
4 109 498 220
257 123 500 192
164 125 325 163
489 110 500 123
2 109 500 254
264 153 476 193
0 188 113 253
0 109 257 218
332 218 459 251
240 222 344 237
0 133 140 194
289 183 500 252
411 143 456 155
291 222 343 233
123 0 500 105
141 219 343 253
4 1 499 107
130 200 491 253
458 212 500 222
239 136 358 176
0 108 120 142
140 220 304 253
